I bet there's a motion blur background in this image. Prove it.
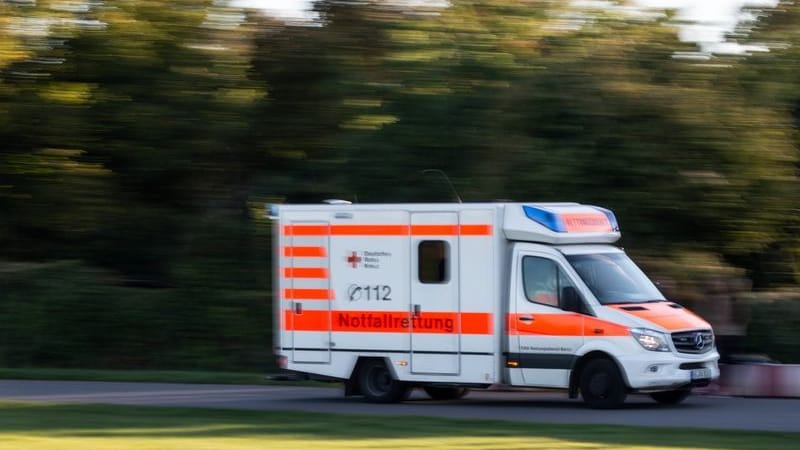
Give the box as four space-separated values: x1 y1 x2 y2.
1 0 798 373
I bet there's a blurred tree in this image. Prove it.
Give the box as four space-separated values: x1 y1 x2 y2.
250 1 398 203
0 1 107 261
38 0 265 284
510 8 796 265
725 1 800 286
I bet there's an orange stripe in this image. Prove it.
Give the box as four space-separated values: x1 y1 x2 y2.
506 313 629 336
331 225 410 235
411 224 458 235
281 224 492 237
283 267 329 279
285 309 330 331
283 224 329 236
643 315 708 331
608 303 710 331
582 315 630 336
284 310 493 334
283 246 327 257
460 312 493 334
283 288 334 300
459 224 493 235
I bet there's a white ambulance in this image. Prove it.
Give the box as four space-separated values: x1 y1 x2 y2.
271 202 719 408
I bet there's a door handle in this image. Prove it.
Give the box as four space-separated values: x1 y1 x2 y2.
518 316 534 322
413 304 421 317
294 302 303 315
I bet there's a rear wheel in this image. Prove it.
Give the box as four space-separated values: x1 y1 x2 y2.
357 360 410 403
580 358 627 409
650 388 691 405
423 386 469 401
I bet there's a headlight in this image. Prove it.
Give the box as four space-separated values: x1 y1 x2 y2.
630 328 670 352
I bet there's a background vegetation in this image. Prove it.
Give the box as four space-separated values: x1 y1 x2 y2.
1 0 799 370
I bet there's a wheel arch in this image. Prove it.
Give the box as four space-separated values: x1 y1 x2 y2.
569 350 629 398
345 356 397 397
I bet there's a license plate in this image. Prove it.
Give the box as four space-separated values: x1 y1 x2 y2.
691 368 711 380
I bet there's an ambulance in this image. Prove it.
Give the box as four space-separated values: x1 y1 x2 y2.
271 202 719 408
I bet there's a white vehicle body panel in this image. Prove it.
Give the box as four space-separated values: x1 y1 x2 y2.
272 202 719 391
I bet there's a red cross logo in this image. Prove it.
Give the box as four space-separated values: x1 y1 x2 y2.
347 251 362 268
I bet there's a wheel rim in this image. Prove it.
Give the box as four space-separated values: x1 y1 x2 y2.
588 371 610 399
366 366 392 394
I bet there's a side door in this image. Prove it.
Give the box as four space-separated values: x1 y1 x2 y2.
409 212 460 375
508 250 587 387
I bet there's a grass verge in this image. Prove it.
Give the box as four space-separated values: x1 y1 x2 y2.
0 401 797 450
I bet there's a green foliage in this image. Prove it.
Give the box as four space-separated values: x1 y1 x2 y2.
0 261 271 371
744 297 800 363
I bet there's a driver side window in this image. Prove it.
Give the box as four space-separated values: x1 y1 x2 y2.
522 256 584 312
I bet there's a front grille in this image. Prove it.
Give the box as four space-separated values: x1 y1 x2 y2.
679 362 705 370
671 329 714 354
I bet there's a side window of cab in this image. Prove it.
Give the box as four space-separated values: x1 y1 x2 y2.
522 256 588 314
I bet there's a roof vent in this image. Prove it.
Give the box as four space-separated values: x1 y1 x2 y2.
323 199 352 205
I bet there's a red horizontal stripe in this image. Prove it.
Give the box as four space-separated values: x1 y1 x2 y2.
411 224 458 235
283 246 327 257
459 224 493 235
284 310 493 335
282 223 492 237
283 267 329 279
332 225 410 235
284 225 329 236
283 288 334 300
506 313 629 336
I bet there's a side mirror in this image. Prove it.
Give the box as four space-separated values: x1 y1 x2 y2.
561 286 584 314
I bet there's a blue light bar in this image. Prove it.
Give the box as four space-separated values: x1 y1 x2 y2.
523 204 620 233
266 203 279 219
523 205 567 232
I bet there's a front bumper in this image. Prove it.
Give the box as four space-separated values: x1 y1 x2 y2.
619 350 720 391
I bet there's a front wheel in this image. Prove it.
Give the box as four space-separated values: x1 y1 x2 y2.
650 388 691 405
357 360 410 403
580 359 628 409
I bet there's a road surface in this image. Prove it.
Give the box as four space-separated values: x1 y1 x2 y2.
1 380 798 432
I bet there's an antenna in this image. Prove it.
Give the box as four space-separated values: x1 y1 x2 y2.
421 169 462 204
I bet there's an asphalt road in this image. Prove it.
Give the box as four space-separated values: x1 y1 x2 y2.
1 380 799 432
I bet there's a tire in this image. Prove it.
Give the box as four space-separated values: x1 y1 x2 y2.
357 359 410 403
423 386 469 401
650 388 692 405
580 358 628 409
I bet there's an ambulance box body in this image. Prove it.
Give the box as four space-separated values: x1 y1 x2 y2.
272 202 719 408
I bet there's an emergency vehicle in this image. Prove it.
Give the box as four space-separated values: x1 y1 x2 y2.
271 202 719 408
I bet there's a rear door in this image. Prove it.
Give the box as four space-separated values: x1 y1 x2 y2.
283 218 332 364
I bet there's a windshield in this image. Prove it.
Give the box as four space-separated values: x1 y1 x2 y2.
565 253 665 304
